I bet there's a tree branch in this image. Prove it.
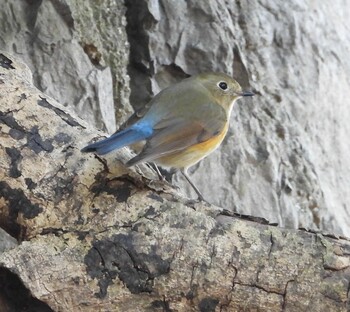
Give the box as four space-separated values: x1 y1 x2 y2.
0 53 349 312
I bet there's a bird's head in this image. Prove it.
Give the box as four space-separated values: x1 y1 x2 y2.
196 72 254 110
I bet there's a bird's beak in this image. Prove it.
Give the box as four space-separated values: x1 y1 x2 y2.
238 91 255 97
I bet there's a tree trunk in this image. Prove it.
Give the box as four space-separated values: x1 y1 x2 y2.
0 53 349 311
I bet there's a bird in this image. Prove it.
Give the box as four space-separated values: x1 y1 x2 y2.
82 72 254 201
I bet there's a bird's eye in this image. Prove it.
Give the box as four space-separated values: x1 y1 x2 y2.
218 81 228 91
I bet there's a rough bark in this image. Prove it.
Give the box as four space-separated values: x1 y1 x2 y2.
0 53 349 312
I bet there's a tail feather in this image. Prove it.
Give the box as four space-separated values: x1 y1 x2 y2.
81 126 151 155
126 154 143 167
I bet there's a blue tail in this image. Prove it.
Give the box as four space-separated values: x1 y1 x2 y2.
81 123 153 155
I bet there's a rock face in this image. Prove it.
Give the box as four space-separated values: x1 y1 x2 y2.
0 0 132 133
125 0 350 236
1 0 350 236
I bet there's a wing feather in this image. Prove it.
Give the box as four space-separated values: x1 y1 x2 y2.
127 105 227 166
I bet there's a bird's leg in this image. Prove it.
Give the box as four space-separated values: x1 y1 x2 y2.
153 163 165 181
181 169 205 202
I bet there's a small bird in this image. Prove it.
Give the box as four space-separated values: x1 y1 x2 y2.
82 72 254 200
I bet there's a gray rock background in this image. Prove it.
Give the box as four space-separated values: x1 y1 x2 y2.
1 0 349 236
0 0 132 133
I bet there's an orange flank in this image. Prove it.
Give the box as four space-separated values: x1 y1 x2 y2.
157 123 229 169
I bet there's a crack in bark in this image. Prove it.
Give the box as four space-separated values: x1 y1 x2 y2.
40 227 90 239
268 233 275 257
321 292 347 304
91 244 118 301
0 107 25 115
230 267 238 291
189 261 199 289
234 281 285 296
208 244 217 268
281 279 294 311
165 238 184 275
94 154 110 173
37 96 84 128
